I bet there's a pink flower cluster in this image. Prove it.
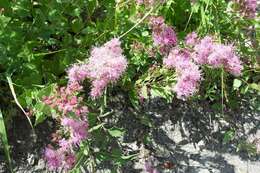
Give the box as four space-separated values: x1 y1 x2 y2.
43 82 88 116
234 0 257 18
192 35 243 76
67 38 128 98
42 82 89 171
163 32 243 99
43 38 127 170
44 146 76 171
67 64 89 83
185 32 198 47
87 38 128 98
150 16 177 55
144 158 160 173
164 48 202 99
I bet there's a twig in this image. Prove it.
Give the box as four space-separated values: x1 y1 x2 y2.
6 76 35 134
119 6 155 39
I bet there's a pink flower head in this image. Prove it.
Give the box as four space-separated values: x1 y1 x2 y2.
58 138 71 151
173 62 202 99
87 38 128 98
90 79 108 98
150 16 177 55
185 32 198 46
164 47 201 99
225 54 243 76
163 48 190 70
67 64 89 83
66 81 83 94
104 38 123 55
235 0 257 18
193 36 214 64
149 16 165 28
44 147 63 170
64 153 76 170
153 26 177 47
208 44 243 76
61 117 88 145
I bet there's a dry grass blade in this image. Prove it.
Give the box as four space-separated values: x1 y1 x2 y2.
6 76 35 132
0 109 13 172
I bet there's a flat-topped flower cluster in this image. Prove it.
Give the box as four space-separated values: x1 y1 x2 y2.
67 38 128 98
163 31 243 99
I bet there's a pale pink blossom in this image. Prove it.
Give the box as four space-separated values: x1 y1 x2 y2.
193 36 214 64
185 32 198 46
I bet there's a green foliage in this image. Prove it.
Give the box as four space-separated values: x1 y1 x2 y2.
0 0 259 171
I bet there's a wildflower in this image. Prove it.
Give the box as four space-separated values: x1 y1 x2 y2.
58 138 71 151
163 48 190 69
150 16 177 55
152 26 177 47
234 0 257 18
208 44 243 75
144 158 160 173
66 38 127 98
164 48 202 99
64 153 76 170
87 38 128 98
44 147 63 170
42 82 87 116
67 64 89 83
185 32 198 46
193 36 214 64
43 81 89 171
61 117 88 145
173 63 201 99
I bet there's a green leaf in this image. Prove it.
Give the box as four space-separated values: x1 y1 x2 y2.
108 127 125 138
233 79 242 89
89 123 105 132
129 89 140 109
71 18 84 33
121 153 138 160
223 130 235 144
34 102 50 125
249 83 260 91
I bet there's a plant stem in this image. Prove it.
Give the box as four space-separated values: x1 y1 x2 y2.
221 68 224 116
119 6 155 39
6 76 36 140
34 49 66 57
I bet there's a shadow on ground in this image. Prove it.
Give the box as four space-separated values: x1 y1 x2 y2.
0 93 259 173
108 93 260 173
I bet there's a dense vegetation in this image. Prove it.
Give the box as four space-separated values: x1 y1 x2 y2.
0 0 259 172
